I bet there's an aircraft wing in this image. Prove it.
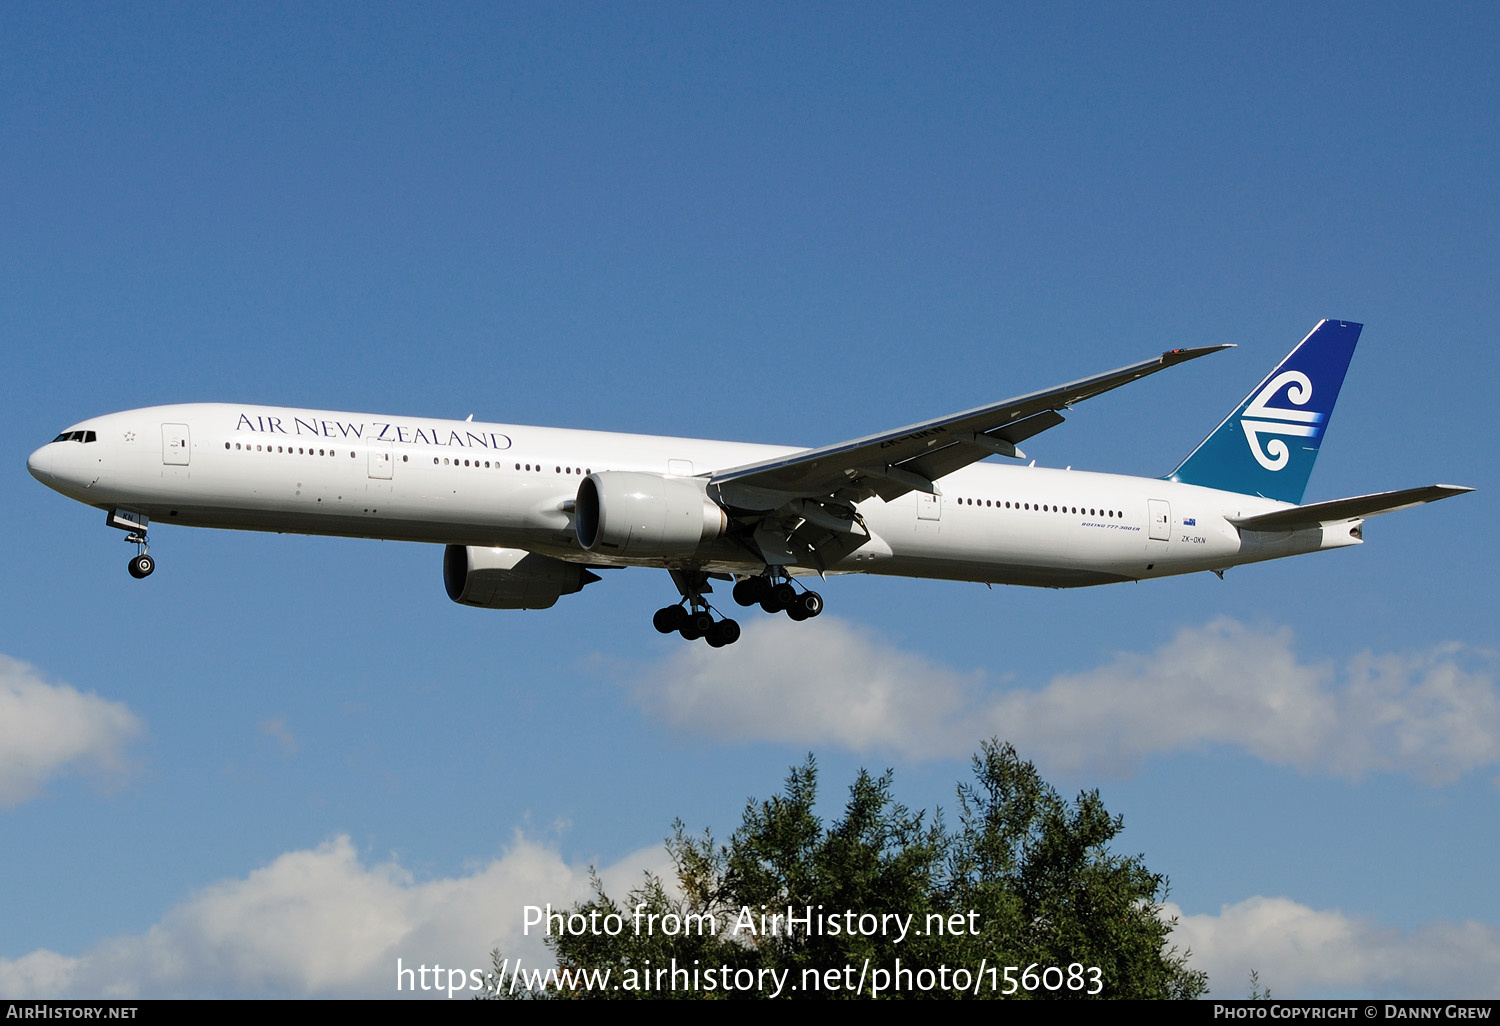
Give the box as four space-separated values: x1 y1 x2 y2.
1229 484 1474 531
710 345 1233 510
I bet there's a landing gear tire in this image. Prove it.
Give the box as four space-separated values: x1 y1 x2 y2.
653 606 686 634
795 590 823 619
706 618 741 648
680 609 714 641
733 577 771 607
761 582 796 614
128 554 155 579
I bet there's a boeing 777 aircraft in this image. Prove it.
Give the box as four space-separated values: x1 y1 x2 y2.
28 320 1469 647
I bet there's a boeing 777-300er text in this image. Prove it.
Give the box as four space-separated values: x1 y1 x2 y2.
29 320 1470 647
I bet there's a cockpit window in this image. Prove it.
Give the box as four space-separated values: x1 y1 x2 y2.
50 431 97 443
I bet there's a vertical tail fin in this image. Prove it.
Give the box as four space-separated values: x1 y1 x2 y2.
1168 319 1362 504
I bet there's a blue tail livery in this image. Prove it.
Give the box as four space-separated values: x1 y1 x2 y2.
1168 319 1362 504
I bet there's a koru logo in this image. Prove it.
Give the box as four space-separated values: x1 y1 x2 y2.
1240 370 1322 471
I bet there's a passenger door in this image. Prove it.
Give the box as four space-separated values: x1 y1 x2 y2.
162 424 190 466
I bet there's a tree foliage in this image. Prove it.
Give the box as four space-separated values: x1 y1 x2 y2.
488 739 1205 999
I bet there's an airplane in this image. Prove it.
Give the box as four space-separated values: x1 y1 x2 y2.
27 319 1470 648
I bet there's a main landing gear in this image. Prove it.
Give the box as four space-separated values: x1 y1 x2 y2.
653 568 741 647
730 573 824 622
652 603 741 647
652 570 825 645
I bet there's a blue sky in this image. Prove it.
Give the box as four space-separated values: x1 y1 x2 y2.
2 3 1496 998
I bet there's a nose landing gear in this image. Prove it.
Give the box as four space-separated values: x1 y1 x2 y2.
107 509 155 579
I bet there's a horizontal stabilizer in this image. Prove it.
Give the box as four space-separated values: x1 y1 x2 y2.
1229 484 1473 531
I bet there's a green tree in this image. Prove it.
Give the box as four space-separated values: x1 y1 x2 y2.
486 739 1205 999
943 741 1205 998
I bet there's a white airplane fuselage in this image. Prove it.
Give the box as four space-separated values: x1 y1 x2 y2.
28 402 1344 591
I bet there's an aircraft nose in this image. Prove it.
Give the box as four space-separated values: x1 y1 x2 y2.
27 444 54 484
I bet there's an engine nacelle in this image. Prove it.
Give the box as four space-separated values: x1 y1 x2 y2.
443 545 599 609
574 471 728 558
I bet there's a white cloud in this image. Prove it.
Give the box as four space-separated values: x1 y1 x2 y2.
638 614 976 758
0 655 144 807
1172 896 1500 998
0 835 670 999
0 950 80 997
635 617 1500 781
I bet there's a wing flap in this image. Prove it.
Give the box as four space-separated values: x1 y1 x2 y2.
902 410 1067 483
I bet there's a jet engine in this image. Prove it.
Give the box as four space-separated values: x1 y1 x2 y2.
443 545 600 609
574 471 728 558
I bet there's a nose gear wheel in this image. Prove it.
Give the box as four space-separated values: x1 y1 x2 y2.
123 530 155 578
